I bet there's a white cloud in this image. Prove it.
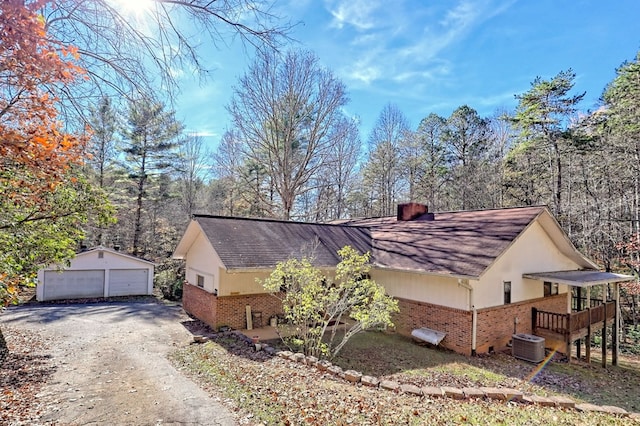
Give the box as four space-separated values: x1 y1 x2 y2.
440 0 479 29
326 0 382 30
185 129 218 138
329 0 514 92
347 64 382 85
473 90 518 108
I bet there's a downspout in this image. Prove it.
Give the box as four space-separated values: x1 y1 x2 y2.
458 279 476 355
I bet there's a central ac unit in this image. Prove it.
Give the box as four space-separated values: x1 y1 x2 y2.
512 333 545 363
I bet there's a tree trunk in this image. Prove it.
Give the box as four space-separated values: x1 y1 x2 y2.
0 326 8 365
132 150 147 257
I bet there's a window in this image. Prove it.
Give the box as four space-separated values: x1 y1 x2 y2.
196 274 204 288
503 281 511 304
544 281 558 297
98 251 104 259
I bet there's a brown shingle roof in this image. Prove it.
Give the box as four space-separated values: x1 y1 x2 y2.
192 206 547 277
344 206 546 278
194 215 372 269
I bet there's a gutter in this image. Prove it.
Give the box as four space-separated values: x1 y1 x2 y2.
458 278 477 355
373 265 478 281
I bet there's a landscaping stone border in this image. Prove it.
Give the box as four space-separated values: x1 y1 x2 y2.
273 349 637 419
194 330 639 420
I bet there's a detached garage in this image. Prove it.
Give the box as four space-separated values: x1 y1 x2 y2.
37 247 154 301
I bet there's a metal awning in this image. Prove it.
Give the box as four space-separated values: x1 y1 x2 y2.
523 270 634 288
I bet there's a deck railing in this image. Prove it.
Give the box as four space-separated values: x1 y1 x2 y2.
571 297 609 311
532 301 616 336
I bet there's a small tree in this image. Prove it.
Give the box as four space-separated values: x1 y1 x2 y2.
262 246 398 359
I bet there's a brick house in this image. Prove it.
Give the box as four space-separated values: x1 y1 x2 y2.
173 204 630 356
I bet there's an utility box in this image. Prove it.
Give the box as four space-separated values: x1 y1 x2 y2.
512 333 545 363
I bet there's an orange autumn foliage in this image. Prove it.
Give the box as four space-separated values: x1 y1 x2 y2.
0 0 87 206
1 0 87 304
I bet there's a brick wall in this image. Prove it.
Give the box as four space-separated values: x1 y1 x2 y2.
183 283 284 330
182 282 218 328
217 293 283 330
394 294 568 356
476 293 568 353
394 298 473 355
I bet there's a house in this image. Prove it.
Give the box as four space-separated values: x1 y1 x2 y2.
172 217 371 329
37 247 155 301
173 204 631 358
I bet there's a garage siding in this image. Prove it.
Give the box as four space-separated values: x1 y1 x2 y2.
108 269 149 297
37 248 154 302
43 270 105 301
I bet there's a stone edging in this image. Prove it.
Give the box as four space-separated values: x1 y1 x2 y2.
274 349 637 419
197 330 637 419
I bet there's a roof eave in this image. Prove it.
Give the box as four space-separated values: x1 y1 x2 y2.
80 247 155 266
372 264 478 280
172 219 201 259
537 210 599 269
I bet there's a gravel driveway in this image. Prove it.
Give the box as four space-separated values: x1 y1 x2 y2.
0 301 237 425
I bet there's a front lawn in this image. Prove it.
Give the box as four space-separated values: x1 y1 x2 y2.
333 332 640 413
170 330 637 425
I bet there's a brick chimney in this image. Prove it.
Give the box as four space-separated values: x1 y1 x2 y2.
397 203 429 221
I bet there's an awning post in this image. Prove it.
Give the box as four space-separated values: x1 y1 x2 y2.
613 282 620 366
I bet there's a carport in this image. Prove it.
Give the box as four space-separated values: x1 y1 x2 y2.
37 247 154 301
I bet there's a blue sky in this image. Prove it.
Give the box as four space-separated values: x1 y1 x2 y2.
174 0 640 148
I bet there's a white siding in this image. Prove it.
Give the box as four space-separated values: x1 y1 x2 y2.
475 221 578 309
371 269 468 310
185 232 223 294
219 270 272 296
37 249 154 301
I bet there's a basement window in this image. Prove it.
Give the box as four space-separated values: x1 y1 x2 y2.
196 274 204 288
503 281 511 304
544 281 558 297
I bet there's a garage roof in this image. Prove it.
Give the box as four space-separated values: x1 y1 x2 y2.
79 247 155 265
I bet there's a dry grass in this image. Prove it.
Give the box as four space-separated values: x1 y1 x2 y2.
171 330 639 425
333 332 640 412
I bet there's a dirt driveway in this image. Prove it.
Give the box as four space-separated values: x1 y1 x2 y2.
1 301 238 425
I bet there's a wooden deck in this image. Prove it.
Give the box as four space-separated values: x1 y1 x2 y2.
532 301 616 342
532 301 617 366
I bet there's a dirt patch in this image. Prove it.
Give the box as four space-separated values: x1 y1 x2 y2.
0 300 238 425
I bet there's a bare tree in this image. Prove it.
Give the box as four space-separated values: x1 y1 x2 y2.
363 103 410 216
306 116 361 221
212 129 271 216
227 49 350 220
177 134 210 216
41 0 292 116
486 110 515 207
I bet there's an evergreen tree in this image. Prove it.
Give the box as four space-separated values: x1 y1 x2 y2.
121 100 183 256
508 70 585 223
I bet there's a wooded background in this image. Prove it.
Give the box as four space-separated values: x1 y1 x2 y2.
1 1 638 322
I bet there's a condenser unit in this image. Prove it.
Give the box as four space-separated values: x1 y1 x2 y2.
512 333 545 363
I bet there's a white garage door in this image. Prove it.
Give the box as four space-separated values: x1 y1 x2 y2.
43 270 105 301
108 269 149 297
